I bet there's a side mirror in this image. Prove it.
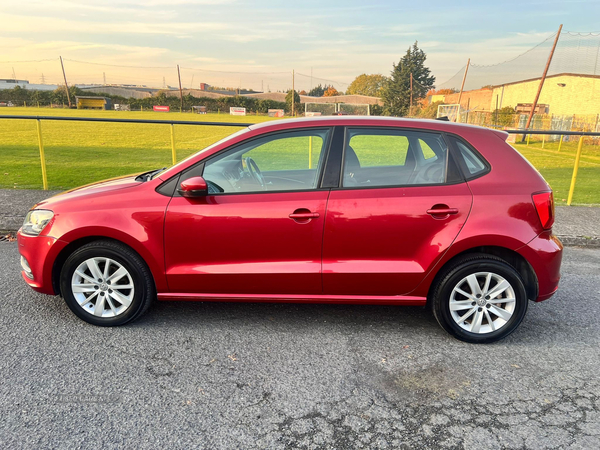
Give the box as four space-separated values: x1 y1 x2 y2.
178 176 208 197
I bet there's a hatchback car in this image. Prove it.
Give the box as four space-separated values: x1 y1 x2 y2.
18 117 562 343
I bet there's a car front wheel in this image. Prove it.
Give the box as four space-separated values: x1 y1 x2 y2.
432 254 529 343
60 240 155 326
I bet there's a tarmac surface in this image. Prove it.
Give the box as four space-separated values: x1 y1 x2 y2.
0 243 599 449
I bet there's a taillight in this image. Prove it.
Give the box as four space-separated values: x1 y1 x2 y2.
532 192 555 230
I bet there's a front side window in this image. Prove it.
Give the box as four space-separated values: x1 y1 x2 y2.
342 128 452 188
202 128 330 194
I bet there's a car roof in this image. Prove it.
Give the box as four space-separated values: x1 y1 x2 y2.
248 116 508 140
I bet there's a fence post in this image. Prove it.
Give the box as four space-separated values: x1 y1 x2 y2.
35 119 48 190
527 134 530 146
542 134 545 148
567 136 584 206
170 124 176 165
308 136 313 169
558 135 563 152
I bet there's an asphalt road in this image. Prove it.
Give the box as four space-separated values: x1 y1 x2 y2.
1 243 599 450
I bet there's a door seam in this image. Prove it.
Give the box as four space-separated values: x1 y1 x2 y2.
320 189 332 294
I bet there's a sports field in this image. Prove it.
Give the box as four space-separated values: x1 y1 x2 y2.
512 139 600 205
0 108 272 189
0 108 598 205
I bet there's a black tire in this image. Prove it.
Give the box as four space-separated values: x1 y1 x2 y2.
431 253 529 344
60 240 155 326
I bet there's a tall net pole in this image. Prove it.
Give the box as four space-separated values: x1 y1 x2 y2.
60 56 72 108
523 24 563 134
456 58 470 121
177 64 184 112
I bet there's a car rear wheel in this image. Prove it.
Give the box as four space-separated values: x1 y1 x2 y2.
60 240 155 326
431 254 528 343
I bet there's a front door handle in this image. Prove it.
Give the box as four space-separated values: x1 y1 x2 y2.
289 208 320 222
427 208 459 216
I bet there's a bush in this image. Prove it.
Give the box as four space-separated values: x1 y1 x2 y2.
492 106 517 127
416 101 444 120
285 90 301 114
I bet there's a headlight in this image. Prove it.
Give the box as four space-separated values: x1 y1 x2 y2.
22 210 54 236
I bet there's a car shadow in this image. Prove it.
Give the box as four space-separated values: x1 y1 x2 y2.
136 299 439 333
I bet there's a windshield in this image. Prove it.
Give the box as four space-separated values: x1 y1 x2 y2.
151 127 251 179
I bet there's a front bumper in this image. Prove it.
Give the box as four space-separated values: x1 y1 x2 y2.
518 231 563 302
17 230 68 295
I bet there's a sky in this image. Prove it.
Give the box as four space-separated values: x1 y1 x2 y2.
1 0 599 92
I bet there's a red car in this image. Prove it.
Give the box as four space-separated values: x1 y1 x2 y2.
18 117 562 343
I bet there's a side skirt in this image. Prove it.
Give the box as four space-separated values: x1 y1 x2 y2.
157 292 427 306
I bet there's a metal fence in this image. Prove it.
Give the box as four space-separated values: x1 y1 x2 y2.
505 129 600 205
0 115 598 206
461 112 600 141
0 115 252 190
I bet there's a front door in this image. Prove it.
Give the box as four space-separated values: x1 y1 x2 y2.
322 127 473 296
164 127 332 295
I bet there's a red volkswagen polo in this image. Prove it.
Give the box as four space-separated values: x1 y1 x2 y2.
18 117 562 343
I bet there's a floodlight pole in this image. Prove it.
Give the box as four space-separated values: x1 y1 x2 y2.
177 65 184 112
523 24 563 138
292 70 295 117
60 56 72 108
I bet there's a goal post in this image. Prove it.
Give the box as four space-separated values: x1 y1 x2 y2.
437 104 461 122
304 102 336 116
304 102 371 116
337 103 370 116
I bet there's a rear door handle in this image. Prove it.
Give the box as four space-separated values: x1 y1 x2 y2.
289 212 320 219
427 208 459 215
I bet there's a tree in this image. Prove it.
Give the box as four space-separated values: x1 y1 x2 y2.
347 74 388 97
285 89 301 115
307 84 325 97
381 41 435 117
323 86 339 97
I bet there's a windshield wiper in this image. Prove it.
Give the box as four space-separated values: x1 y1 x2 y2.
135 167 166 182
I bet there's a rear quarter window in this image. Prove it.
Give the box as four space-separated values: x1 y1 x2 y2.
451 138 489 179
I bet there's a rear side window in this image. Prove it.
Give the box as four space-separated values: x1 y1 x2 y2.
452 138 488 178
342 128 460 188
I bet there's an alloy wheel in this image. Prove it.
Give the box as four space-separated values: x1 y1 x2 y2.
449 272 516 334
71 257 135 318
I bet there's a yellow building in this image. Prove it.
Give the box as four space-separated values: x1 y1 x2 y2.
492 73 600 116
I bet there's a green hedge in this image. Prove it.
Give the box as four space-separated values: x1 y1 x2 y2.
0 86 286 114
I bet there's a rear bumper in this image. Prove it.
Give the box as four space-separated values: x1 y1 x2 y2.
17 230 68 295
518 231 563 302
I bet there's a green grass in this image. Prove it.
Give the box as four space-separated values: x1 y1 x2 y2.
0 107 598 205
512 138 600 206
0 107 273 189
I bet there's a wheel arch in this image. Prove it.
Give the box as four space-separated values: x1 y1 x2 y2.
426 245 539 307
52 236 160 296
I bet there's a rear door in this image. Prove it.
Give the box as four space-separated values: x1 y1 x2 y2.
322 127 472 296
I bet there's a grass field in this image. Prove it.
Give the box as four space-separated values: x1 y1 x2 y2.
0 108 273 189
512 138 600 205
0 107 598 205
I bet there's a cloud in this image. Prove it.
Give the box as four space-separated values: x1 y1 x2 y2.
0 12 232 35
